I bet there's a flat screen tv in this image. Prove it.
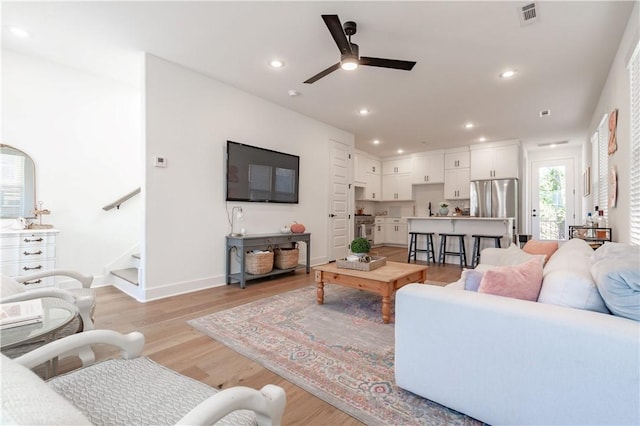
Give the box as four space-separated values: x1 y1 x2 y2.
226 141 300 203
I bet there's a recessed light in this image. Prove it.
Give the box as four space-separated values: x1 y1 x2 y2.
372 139 380 145
358 108 370 116
499 69 517 78
269 59 285 68
397 149 404 154
479 137 487 142
9 27 30 38
464 122 474 129
539 109 551 117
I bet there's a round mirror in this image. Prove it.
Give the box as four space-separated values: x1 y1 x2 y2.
1 144 36 218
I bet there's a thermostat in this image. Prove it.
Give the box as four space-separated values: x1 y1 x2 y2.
154 156 167 168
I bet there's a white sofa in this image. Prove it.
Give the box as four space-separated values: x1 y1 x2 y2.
395 239 640 425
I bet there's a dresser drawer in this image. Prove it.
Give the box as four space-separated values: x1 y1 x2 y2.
1 244 56 262
1 259 56 277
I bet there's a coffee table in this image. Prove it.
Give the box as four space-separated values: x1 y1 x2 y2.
313 261 427 324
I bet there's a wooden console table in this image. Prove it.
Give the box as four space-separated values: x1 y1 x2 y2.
226 233 311 289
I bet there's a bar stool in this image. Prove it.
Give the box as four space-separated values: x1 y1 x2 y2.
407 232 436 264
471 234 502 268
438 233 468 268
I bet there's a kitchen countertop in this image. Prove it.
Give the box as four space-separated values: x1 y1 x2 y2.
406 216 515 221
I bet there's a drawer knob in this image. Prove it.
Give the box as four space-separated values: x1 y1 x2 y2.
23 250 43 256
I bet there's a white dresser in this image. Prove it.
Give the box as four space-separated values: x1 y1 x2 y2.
0 229 59 288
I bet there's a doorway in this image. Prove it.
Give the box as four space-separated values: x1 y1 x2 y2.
328 140 351 261
530 159 575 241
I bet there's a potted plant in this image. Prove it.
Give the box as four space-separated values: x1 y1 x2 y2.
439 202 449 216
350 237 371 257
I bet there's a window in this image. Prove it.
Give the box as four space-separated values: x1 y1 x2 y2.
629 41 640 245
597 114 609 218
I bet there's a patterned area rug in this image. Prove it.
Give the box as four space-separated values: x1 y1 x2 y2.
188 285 480 426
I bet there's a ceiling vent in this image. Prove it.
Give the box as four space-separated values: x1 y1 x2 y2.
537 140 568 147
519 2 539 26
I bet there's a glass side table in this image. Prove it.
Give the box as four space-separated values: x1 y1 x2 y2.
1 297 78 377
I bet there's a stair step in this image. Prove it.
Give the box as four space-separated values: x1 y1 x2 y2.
111 268 139 286
132 253 141 260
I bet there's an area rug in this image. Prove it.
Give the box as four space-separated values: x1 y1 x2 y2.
188 285 480 426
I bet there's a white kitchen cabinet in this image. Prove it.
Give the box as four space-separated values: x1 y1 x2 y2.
382 173 413 201
383 158 412 175
0 229 59 288
384 218 408 246
470 144 520 180
354 154 367 184
444 168 470 200
364 171 382 200
444 149 470 169
373 218 385 246
411 151 444 184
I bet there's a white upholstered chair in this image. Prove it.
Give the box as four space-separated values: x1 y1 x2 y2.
0 330 286 426
1 270 96 364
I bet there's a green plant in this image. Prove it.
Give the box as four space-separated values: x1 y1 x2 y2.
350 237 371 254
439 201 449 208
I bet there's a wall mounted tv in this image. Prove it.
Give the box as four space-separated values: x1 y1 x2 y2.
226 141 300 203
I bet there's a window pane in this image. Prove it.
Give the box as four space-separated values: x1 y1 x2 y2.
538 166 566 240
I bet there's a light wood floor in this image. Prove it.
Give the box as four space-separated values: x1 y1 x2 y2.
62 247 463 426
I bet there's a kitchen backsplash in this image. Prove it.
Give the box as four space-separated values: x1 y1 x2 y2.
357 185 469 217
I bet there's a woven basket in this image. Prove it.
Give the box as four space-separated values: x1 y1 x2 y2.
274 247 299 269
245 251 274 275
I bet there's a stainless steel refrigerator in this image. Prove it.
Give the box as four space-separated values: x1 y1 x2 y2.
470 179 519 234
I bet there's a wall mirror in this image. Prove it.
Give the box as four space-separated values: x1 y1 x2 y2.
1 144 36 218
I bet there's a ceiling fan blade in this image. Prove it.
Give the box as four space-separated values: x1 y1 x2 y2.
322 14 352 55
304 63 341 84
360 57 416 71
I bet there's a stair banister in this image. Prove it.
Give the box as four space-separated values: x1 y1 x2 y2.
102 188 141 211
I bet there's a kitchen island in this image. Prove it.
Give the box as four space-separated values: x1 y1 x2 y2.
406 216 515 265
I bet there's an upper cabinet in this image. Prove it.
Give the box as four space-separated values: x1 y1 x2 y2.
382 173 413 201
354 152 381 201
411 151 444 184
444 148 470 169
383 158 412 175
470 143 520 180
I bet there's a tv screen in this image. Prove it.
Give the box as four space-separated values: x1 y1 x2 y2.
226 141 300 203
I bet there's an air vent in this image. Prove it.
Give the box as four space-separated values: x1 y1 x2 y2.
519 2 539 26
537 140 568 147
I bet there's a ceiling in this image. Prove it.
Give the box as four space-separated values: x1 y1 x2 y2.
2 1 635 157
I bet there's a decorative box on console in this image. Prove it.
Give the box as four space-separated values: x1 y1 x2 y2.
336 256 386 271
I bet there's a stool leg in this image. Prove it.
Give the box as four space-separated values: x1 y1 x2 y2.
495 237 501 248
439 235 446 264
472 237 479 268
460 236 468 268
407 234 414 263
428 234 436 264
458 236 464 268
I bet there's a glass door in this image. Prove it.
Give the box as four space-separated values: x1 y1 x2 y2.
530 159 575 241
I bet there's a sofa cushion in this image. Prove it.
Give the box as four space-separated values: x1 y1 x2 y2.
591 243 640 321
522 240 558 264
478 257 544 301
462 269 484 291
0 354 91 425
538 238 609 313
498 243 547 266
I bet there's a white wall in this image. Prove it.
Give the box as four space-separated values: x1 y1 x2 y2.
1 50 142 284
143 54 353 300
586 3 639 243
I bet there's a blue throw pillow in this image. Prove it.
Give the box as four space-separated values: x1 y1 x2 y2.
462 269 484 292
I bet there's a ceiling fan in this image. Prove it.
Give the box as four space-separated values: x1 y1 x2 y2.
303 14 417 84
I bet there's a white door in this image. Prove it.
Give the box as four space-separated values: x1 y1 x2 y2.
328 140 350 261
530 159 575 241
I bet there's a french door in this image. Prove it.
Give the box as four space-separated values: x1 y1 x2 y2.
530 159 575 241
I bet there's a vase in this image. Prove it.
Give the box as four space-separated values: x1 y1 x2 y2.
439 207 449 216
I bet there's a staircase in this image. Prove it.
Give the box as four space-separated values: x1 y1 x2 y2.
110 253 140 286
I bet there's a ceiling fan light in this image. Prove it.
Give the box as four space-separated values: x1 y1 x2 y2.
341 57 359 71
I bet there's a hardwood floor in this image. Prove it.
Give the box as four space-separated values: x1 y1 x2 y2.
61 247 463 425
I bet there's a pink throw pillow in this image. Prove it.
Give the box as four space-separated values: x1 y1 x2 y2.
522 240 558 265
477 257 544 301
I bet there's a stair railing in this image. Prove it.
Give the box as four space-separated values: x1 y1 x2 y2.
103 188 141 211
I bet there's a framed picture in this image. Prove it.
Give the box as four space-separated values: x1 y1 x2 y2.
583 167 591 197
